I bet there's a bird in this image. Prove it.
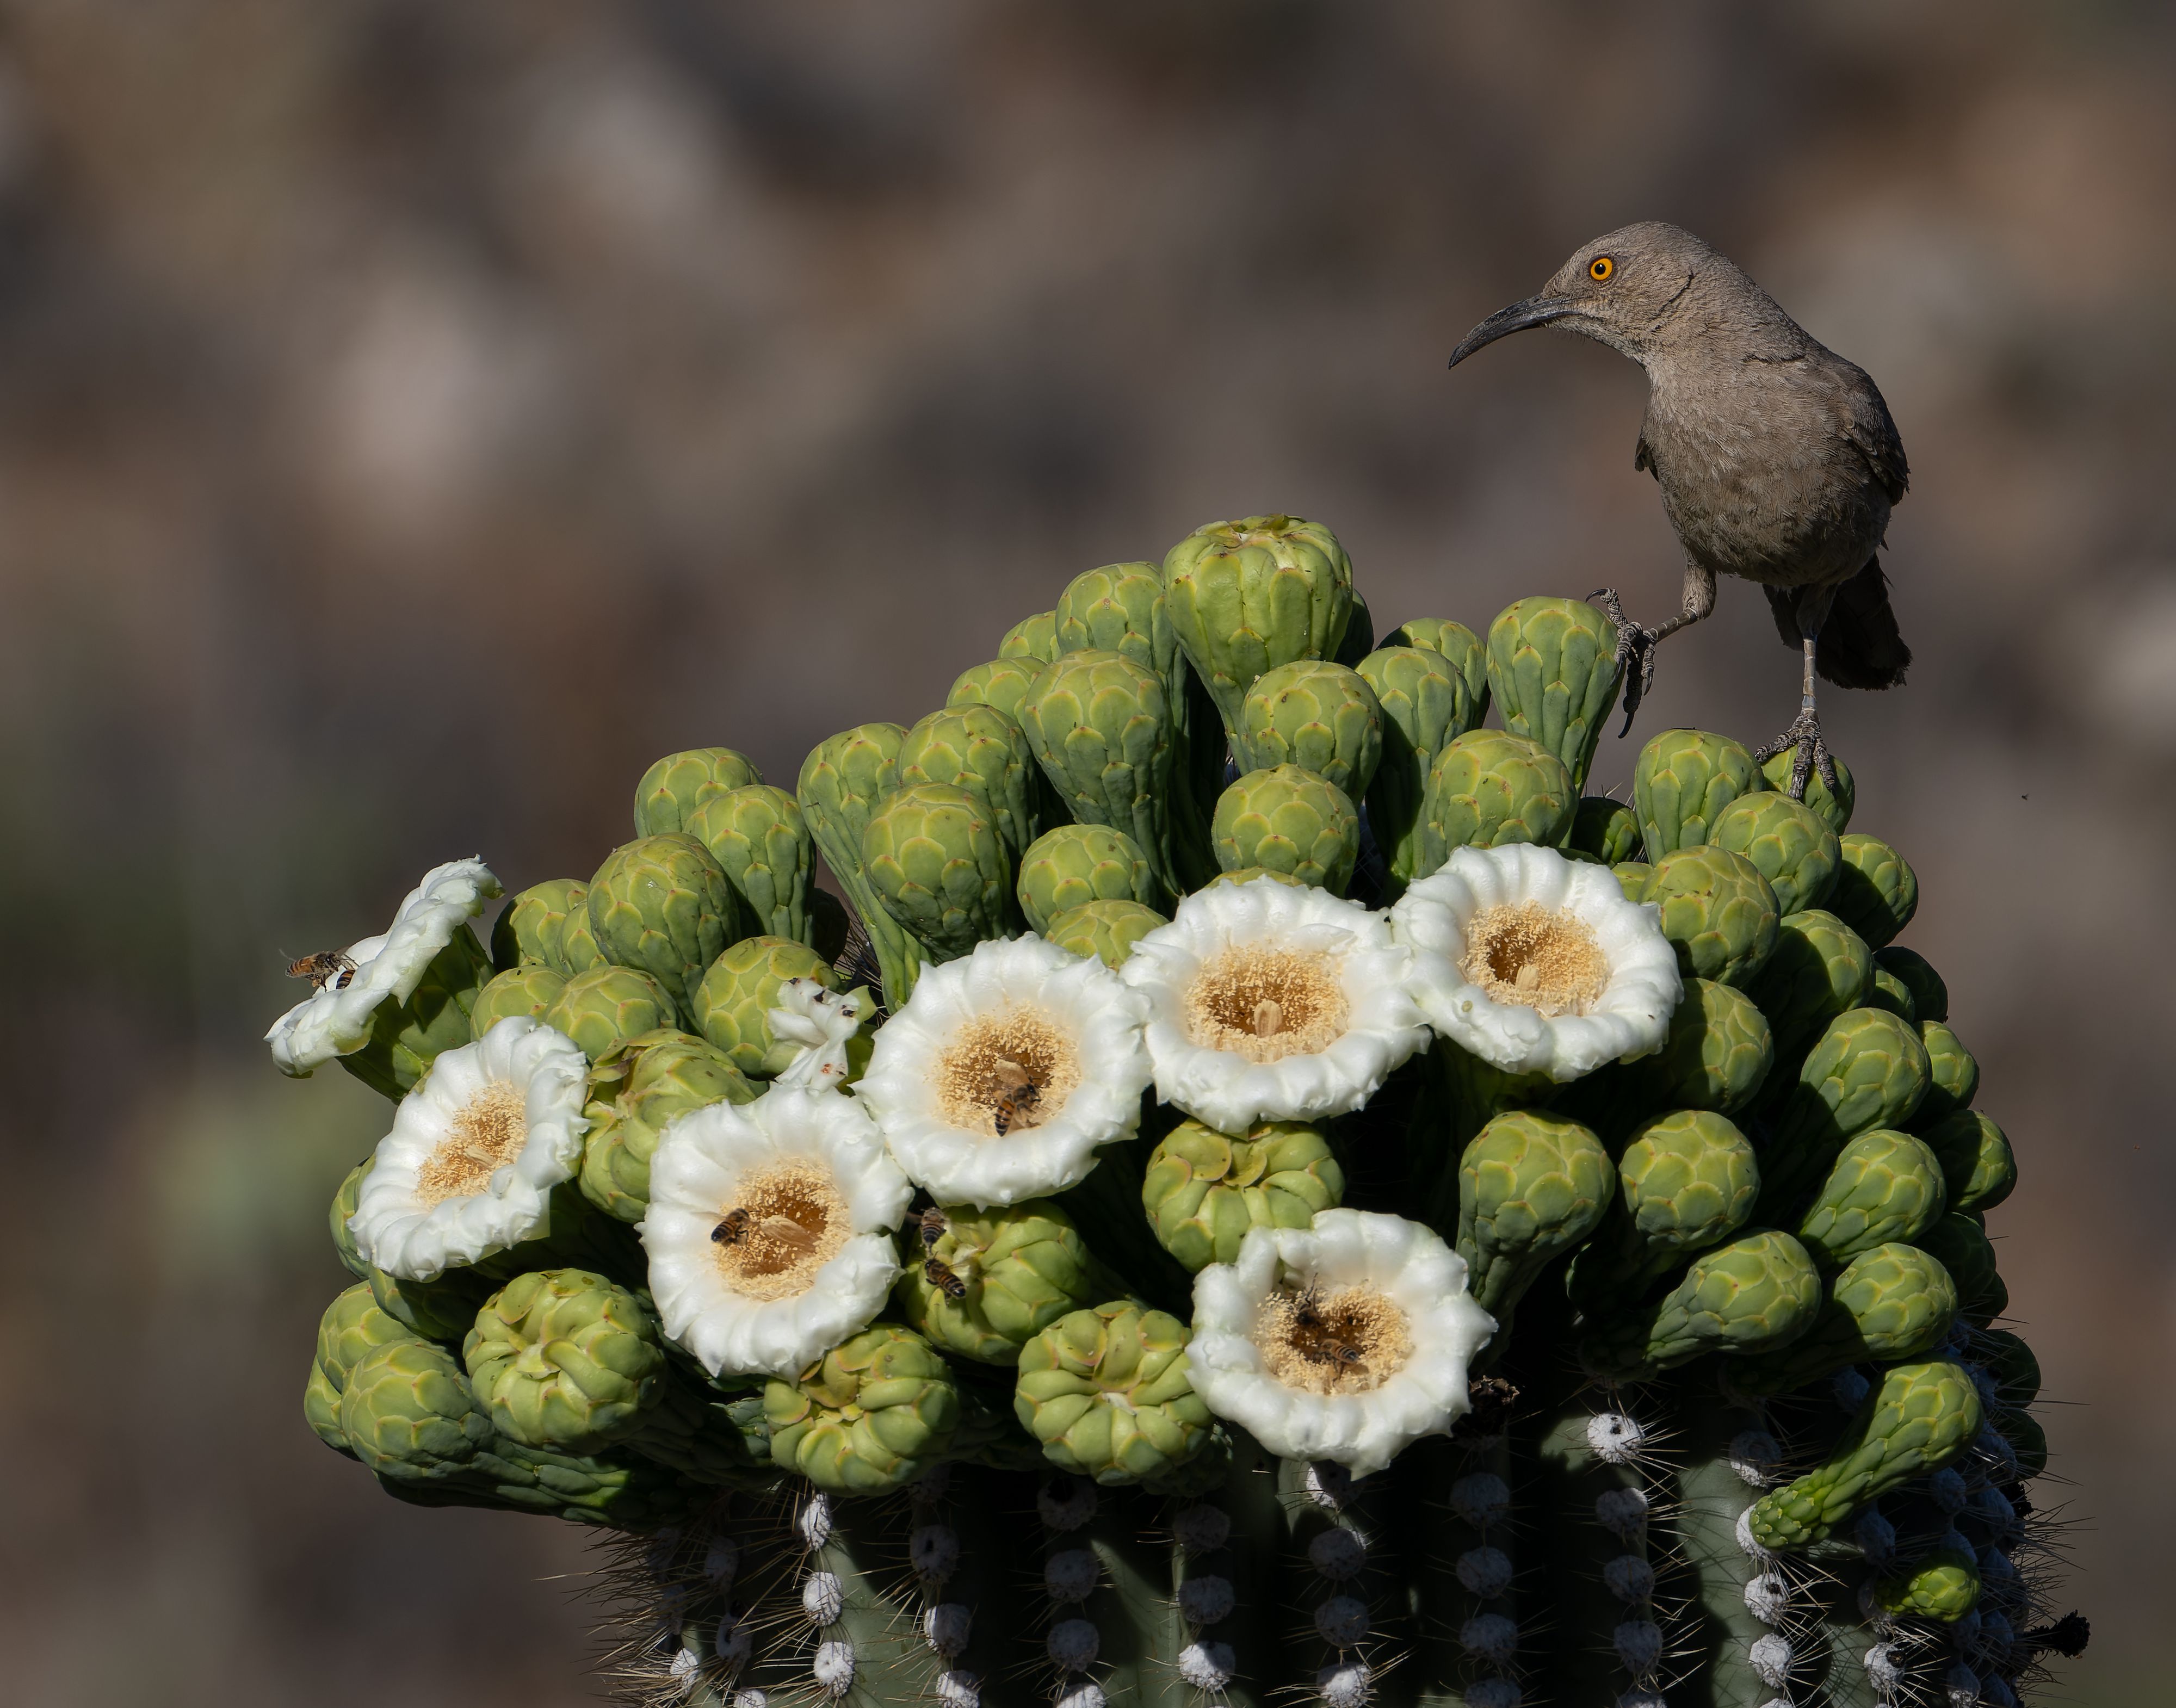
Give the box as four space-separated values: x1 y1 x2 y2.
1447 221 1910 797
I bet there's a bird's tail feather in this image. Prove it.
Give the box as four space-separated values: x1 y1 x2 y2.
1765 559 1911 691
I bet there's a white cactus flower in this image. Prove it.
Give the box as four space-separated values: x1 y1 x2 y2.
1391 844 1680 1081
267 857 502 1076
769 979 871 1089
348 1016 588 1280
644 1086 913 1378
1120 877 1430 1131
856 935 1152 1208
1185 1209 1495 1475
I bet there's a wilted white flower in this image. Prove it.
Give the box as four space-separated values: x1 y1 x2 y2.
856 936 1151 1208
1392 844 1679 1081
645 1086 912 1378
349 1016 588 1279
1121 877 1429 1131
1186 1209 1495 1475
769 980 871 1089
267 857 502 1076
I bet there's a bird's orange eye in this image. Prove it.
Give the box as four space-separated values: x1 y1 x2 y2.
1589 256 1615 282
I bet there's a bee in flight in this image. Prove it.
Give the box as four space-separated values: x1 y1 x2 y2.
918 1206 946 1249
923 1257 967 1299
991 1081 1041 1137
710 1208 751 1247
287 949 357 991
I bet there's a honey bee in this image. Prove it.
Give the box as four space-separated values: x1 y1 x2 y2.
1290 1283 1325 1329
923 1256 968 1299
918 1206 947 1249
991 1081 1041 1136
710 1208 751 1247
287 949 357 991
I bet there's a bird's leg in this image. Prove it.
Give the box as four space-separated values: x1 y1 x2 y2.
1591 562 1715 735
1753 635 1841 801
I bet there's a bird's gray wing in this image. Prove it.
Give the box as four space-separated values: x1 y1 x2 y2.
1834 361 1909 505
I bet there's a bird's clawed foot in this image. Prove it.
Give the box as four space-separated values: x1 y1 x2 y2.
1754 710 1840 802
1590 589 1659 735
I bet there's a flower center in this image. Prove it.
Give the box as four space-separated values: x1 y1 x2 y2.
414 1080 529 1206
1255 1280 1410 1396
1460 902 1609 1017
712 1161 851 1300
1185 946 1349 1063
935 1008 1081 1138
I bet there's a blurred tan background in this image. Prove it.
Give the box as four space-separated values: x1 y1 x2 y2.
0 2 2168 1703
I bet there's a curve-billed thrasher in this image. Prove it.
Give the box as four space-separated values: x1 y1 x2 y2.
1448 221 1909 796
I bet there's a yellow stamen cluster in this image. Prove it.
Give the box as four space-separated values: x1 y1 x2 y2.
1185 947 1348 1063
712 1161 850 1300
1460 901 1609 1017
935 1008 1081 1137
1254 1281 1410 1396
415 1081 529 1206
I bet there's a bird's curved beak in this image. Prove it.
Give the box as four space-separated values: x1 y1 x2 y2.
1448 295 1576 368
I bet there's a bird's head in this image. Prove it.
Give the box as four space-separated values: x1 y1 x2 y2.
1449 221 1724 368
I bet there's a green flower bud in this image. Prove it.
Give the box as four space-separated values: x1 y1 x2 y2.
1874 1550 1981 1623
1388 618 1489 720
1043 900 1166 968
1569 796 1643 867
308 1284 414 1451
305 1360 353 1456
588 834 744 1016
684 784 816 948
1708 790 1841 917
1016 824 1158 935
1611 860 1652 900
949 655 1046 725
1794 1129 1949 1269
1581 1229 1823 1379
1017 648 1178 901
1357 645 1478 896
1015 1302 1211 1485
1617 977 1775 1117
1830 834 1918 949
1914 1212 2006 1327
555 905 607 976
340 1336 497 1483
580 1028 755 1223
1874 945 1947 1022
1913 1020 1979 1126
1483 596 1625 791
369 1261 494 1344
1760 1007 1933 1212
1745 908 1872 1059
1142 1118 1345 1272
632 747 762 839
1761 745 1853 833
899 705 1041 862
690 936 841 1076
1747 1360 1983 1549
470 964 566 1034
1000 611 1057 659
862 782 1018 960
1236 660 1384 802
1633 728 1764 861
1419 728 1577 876
1576 1111 1760 1302
895 1200 1117 1364
1864 964 1917 1019
1978 1329 2041 1409
1729 1242 1958 1397
491 878 584 971
463 1268 665 1451
1163 513 1355 749
1915 1110 2016 1215
542 964 678 1062
1457 1110 1614 1323
1211 764 1360 893
797 721 923 1010
763 1325 961 1494
1644 845 1781 987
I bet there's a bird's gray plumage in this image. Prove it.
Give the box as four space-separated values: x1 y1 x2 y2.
1449 221 1911 788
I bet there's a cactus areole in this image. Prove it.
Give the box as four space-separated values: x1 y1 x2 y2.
277 521 2079 1707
